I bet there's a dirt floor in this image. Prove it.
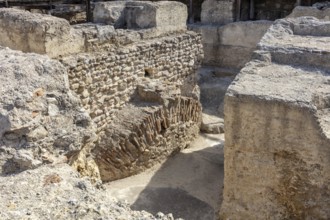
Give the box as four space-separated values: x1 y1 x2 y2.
105 133 225 220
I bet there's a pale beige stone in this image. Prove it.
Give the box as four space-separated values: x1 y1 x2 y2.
0 8 84 58
220 17 330 220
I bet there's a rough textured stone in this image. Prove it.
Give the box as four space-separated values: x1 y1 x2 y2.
0 7 204 182
0 164 179 220
201 113 224 134
288 6 330 20
126 1 187 33
0 8 84 58
190 21 272 69
93 1 126 27
59 25 203 182
63 30 204 180
201 0 235 25
93 1 187 34
0 47 96 175
220 17 330 220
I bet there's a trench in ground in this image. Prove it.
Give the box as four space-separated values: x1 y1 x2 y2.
105 133 225 220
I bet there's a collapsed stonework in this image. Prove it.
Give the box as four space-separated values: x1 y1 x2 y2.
0 47 96 175
221 17 330 219
2 0 330 219
0 163 177 220
0 1 203 183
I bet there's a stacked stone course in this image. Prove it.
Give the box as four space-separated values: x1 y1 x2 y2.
0 4 204 182
62 32 203 132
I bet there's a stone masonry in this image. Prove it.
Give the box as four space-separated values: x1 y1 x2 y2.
221 17 330 219
0 2 204 182
63 32 203 181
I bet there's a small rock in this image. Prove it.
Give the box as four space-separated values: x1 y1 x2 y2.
12 149 42 170
156 212 165 218
48 103 59 116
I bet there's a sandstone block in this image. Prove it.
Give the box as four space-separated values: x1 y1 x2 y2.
93 1 187 33
0 47 95 175
220 17 330 220
126 1 187 32
190 21 272 68
0 8 83 57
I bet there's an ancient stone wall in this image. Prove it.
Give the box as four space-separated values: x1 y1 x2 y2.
220 17 330 219
190 21 271 70
0 5 204 182
62 32 203 131
61 32 203 181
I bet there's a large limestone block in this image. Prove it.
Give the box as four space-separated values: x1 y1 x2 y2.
126 1 187 32
0 8 83 57
93 1 187 33
219 21 272 48
201 0 235 25
190 21 271 68
0 47 95 175
220 17 330 220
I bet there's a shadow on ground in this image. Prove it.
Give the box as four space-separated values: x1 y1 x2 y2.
130 134 224 220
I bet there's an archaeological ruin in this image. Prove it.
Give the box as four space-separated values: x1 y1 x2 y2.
0 0 329 219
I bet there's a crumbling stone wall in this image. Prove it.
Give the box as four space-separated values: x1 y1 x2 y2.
62 32 203 128
62 32 203 181
0 5 204 182
0 47 96 175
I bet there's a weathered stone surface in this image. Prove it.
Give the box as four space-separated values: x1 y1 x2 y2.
197 66 236 117
288 6 330 20
93 1 126 27
0 47 96 175
201 0 235 25
93 96 201 181
71 77 202 182
0 164 178 220
60 30 203 181
220 17 330 220
0 8 84 58
201 113 224 134
126 1 187 32
0 0 203 183
190 21 272 69
93 1 187 34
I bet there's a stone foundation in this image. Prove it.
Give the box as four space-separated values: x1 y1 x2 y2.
220 17 330 219
190 21 272 69
0 3 204 182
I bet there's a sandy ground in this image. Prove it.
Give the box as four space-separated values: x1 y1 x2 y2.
105 133 225 220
